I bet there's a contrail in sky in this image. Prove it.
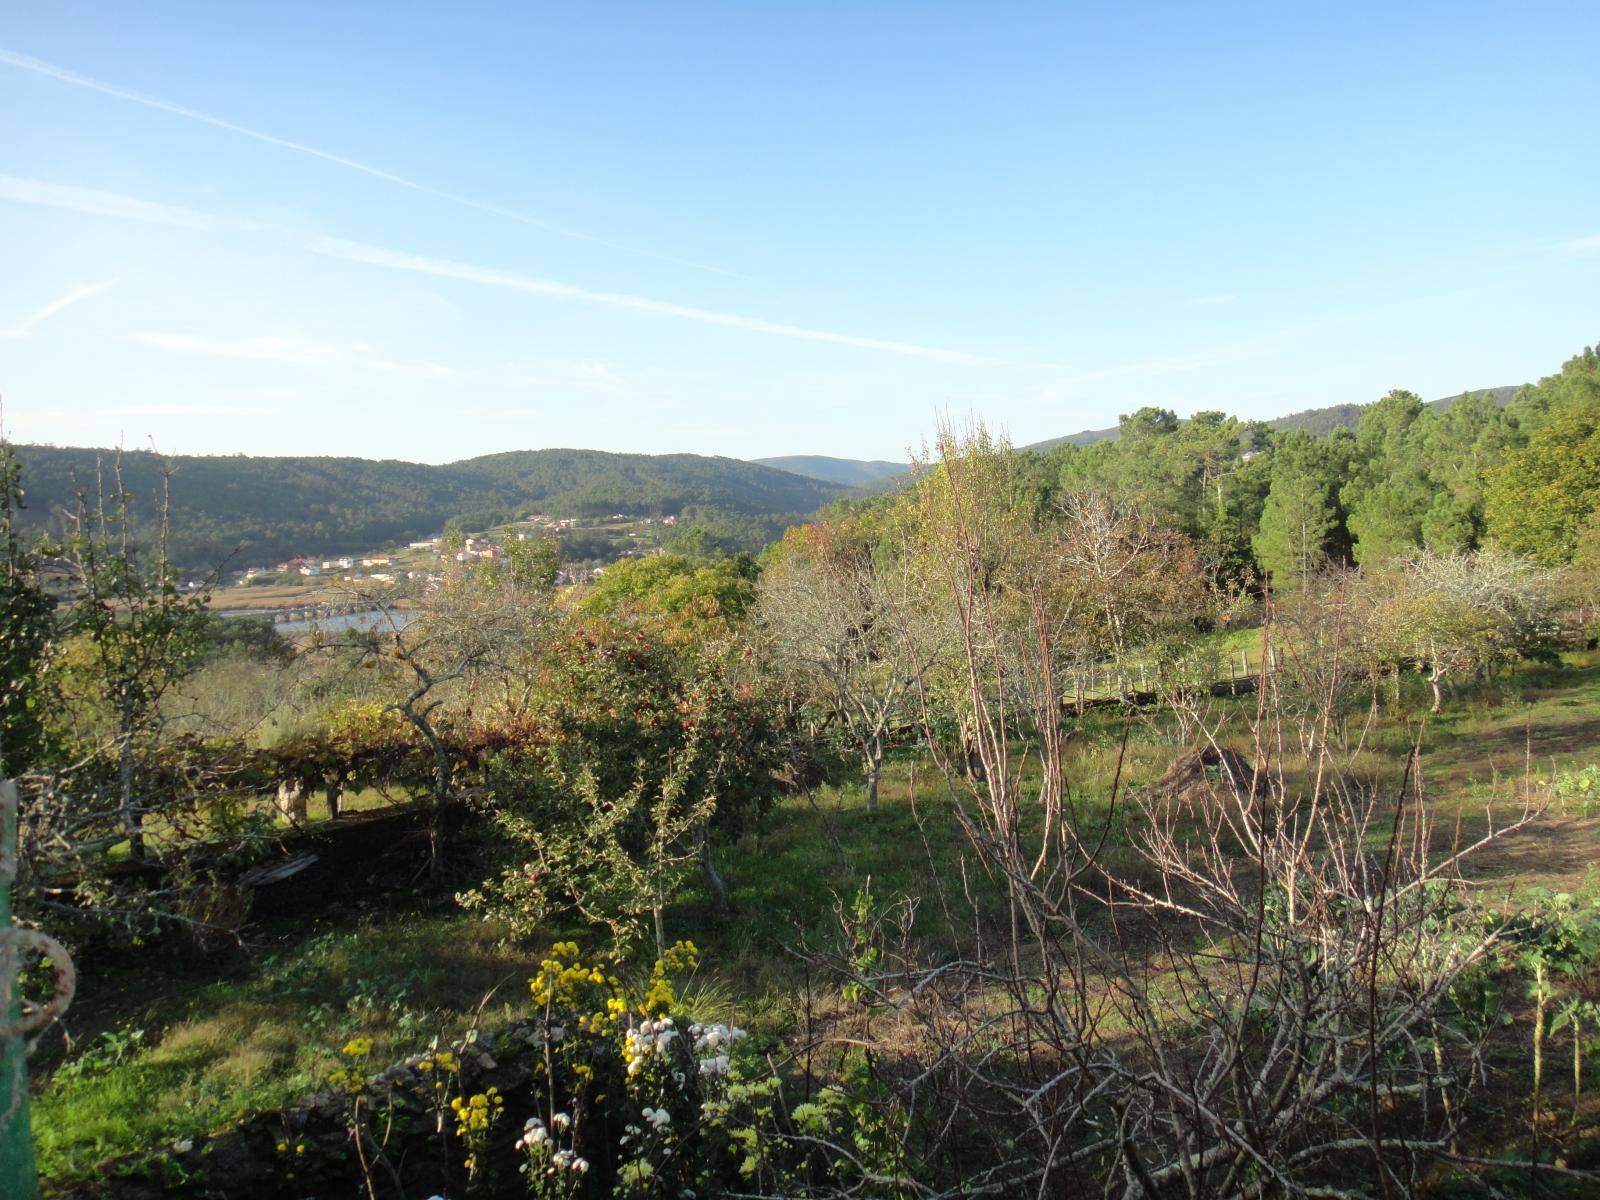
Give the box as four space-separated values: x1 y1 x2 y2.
0 280 115 338
0 175 1051 368
0 48 742 278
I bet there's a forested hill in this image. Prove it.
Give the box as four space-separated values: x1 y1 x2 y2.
10 445 845 571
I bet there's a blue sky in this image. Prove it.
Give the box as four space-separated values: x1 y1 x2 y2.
2 3 1596 463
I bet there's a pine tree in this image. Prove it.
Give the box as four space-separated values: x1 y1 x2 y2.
1253 433 1346 589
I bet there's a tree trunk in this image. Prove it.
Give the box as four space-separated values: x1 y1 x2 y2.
275 780 307 824
323 779 342 821
397 698 454 877
118 734 143 863
428 750 453 875
698 825 736 916
1429 669 1444 714
864 741 883 813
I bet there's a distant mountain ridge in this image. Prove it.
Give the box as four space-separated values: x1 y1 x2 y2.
751 455 910 486
11 444 847 571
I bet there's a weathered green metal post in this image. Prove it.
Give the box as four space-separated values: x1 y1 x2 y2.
1 778 72 1199
1 777 37 1199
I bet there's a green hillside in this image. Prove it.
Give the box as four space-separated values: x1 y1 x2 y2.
11 445 845 571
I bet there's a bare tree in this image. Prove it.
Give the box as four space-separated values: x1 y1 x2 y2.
756 538 943 813
349 555 555 871
1053 488 1210 696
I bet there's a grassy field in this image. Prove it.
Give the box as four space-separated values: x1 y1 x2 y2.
32 653 1600 1190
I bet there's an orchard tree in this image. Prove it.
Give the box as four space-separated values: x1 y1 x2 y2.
577 552 759 643
1364 548 1556 712
464 619 782 940
54 463 213 861
756 518 941 813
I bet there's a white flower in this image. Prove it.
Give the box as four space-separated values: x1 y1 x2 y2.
551 1111 571 1129
516 1119 550 1150
573 1156 590 1173
643 1105 672 1129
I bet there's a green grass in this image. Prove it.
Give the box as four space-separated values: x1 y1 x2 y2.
35 652 1600 1190
34 913 545 1188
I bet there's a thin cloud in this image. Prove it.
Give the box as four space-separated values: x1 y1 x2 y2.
1556 233 1600 254
1056 340 1263 386
129 330 629 392
0 280 115 338
0 47 741 278
128 331 454 380
1187 292 1238 306
6 175 1054 369
114 402 273 417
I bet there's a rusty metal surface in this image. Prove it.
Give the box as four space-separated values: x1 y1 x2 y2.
0 927 75 1040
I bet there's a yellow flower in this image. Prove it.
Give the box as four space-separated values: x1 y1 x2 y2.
341 1037 373 1059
